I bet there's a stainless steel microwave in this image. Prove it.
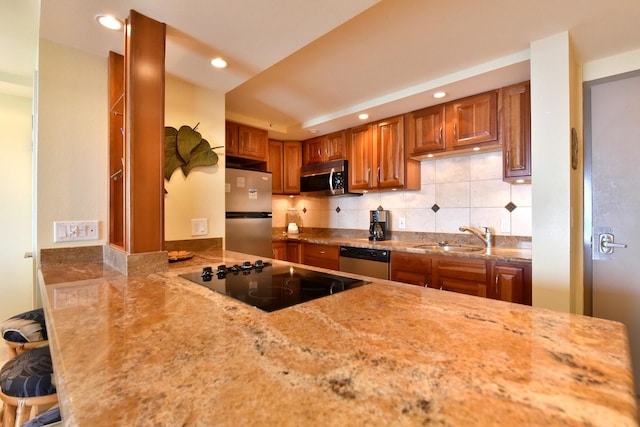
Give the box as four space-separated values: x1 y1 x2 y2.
300 160 360 197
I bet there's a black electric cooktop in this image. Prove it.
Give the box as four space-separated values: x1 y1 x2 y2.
179 260 370 312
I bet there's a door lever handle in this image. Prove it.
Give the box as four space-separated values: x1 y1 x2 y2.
599 233 627 254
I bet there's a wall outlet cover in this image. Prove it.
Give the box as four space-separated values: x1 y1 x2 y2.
53 220 99 242
191 218 208 236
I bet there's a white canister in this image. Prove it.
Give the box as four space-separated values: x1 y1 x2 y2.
287 222 299 234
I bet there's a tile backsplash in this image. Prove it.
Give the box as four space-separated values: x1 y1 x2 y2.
273 151 532 237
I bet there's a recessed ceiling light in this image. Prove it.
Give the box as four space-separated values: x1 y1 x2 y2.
358 113 369 120
210 57 227 69
96 15 124 31
472 147 480 151
433 91 447 99
308 129 319 134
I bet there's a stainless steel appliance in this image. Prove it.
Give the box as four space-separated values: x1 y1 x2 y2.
179 260 370 312
225 168 272 258
339 246 390 280
300 159 361 197
369 209 391 241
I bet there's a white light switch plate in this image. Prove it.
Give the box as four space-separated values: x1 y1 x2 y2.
54 220 99 242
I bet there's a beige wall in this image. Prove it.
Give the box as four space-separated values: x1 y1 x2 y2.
164 75 226 241
530 32 573 312
36 42 227 252
37 39 108 250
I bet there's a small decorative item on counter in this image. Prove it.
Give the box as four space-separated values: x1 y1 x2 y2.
287 223 299 234
168 250 193 262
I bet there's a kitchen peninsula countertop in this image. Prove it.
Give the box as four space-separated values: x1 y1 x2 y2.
273 233 532 263
40 250 635 426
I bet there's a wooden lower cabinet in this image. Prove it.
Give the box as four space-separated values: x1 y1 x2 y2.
434 257 488 297
271 241 302 263
287 242 302 264
302 242 339 270
390 252 531 305
489 261 532 305
390 251 432 287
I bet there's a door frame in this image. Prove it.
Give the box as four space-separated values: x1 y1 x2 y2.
583 68 640 316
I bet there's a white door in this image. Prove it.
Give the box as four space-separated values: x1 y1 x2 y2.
586 70 640 396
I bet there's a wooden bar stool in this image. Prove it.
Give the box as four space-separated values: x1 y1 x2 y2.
1 309 48 359
0 346 57 427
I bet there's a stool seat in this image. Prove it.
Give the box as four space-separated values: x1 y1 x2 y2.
0 346 57 427
2 309 48 359
0 346 56 398
1 309 47 344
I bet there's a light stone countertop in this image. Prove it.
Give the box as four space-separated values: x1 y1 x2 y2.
273 234 532 263
39 250 636 426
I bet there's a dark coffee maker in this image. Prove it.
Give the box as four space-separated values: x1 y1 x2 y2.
369 209 391 241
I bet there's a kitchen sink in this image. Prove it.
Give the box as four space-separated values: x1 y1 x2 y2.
413 243 484 253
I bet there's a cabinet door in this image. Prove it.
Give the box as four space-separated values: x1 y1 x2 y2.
238 125 268 160
502 81 531 183
449 91 498 149
325 131 346 161
283 142 301 194
302 137 323 165
375 115 404 189
225 121 239 156
490 262 531 305
272 241 287 260
287 242 302 263
390 252 432 287
408 105 446 155
348 124 374 190
268 140 284 194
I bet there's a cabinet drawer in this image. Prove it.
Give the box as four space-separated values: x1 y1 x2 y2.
435 258 487 282
302 243 339 270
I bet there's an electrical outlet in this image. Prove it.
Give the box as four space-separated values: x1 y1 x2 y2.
53 221 99 242
399 217 406 229
191 218 208 236
501 219 510 233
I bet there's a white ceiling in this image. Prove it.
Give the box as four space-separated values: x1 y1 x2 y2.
39 0 640 140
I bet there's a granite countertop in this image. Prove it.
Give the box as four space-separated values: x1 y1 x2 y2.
273 233 532 263
40 250 636 426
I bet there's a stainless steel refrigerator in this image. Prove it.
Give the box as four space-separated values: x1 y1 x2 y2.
225 168 273 258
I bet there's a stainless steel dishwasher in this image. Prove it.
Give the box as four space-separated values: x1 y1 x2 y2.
339 246 390 280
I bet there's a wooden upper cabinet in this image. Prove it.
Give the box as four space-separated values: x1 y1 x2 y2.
268 140 301 195
302 137 324 165
448 90 498 149
238 124 268 161
267 140 284 194
502 81 531 183
302 131 346 165
283 142 301 194
325 131 346 161
347 124 374 190
374 115 404 188
408 105 446 155
225 121 239 156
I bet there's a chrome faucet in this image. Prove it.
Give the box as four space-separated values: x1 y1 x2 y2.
459 226 494 249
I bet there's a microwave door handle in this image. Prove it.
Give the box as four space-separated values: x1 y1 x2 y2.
329 168 335 193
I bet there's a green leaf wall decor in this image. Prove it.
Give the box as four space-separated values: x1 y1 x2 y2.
164 125 221 180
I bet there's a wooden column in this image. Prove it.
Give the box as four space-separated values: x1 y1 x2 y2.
124 10 166 253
